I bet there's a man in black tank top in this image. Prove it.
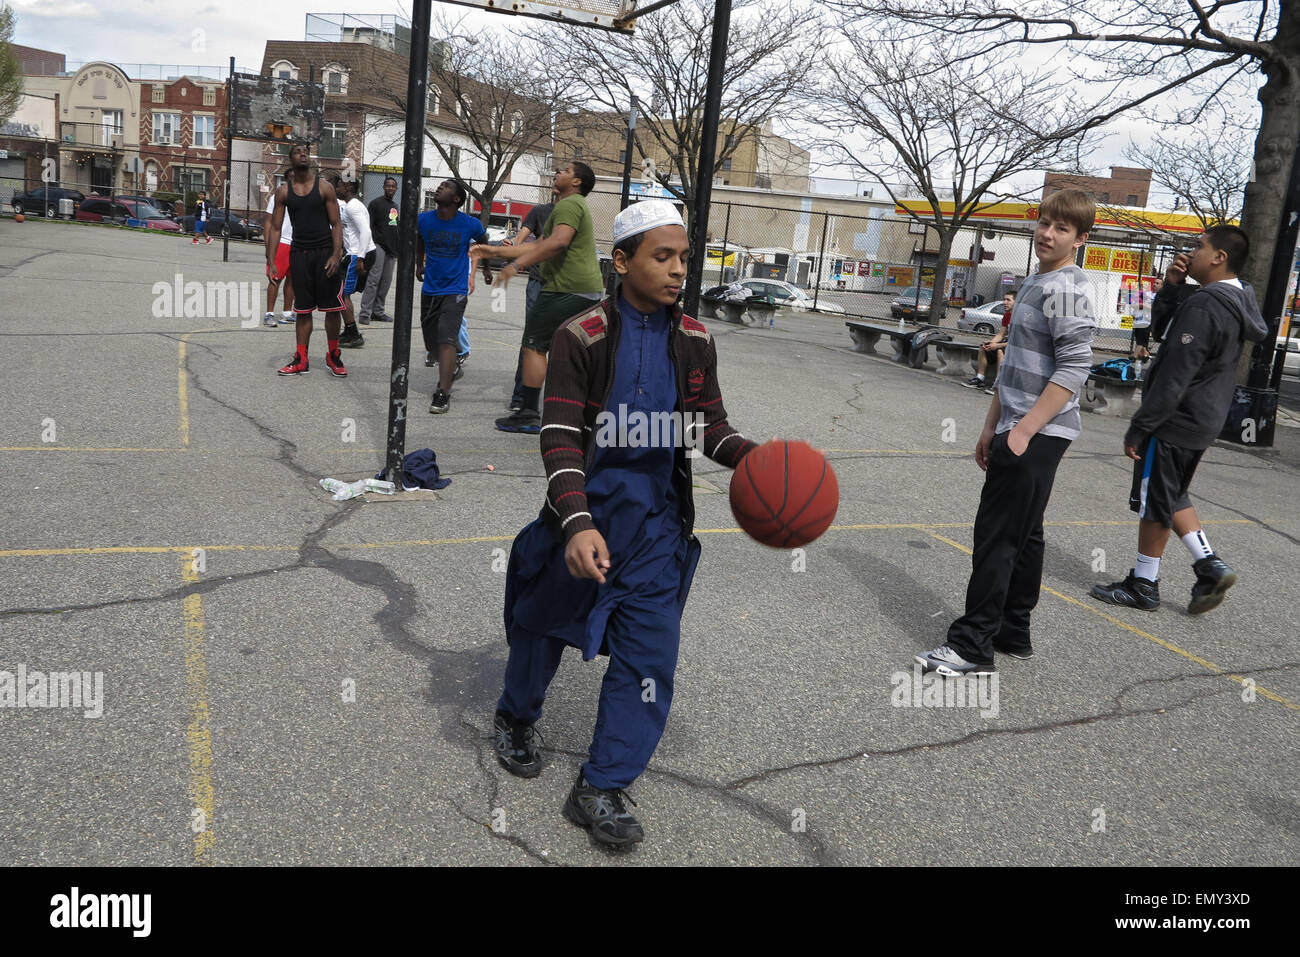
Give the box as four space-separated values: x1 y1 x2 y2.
266 144 346 376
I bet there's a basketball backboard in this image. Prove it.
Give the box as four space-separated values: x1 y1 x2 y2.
230 73 326 144
437 0 640 33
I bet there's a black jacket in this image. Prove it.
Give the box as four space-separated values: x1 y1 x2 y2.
1125 280 1267 450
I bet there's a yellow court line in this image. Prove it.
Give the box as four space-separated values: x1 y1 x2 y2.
921 529 1299 711
0 520 1262 559
180 555 215 864
178 335 191 448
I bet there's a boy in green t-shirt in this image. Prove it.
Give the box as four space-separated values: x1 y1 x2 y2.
471 160 603 434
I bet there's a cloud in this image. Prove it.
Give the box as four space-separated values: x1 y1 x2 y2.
10 0 101 17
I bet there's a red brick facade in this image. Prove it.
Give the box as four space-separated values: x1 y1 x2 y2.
137 77 228 203
1043 167 1152 207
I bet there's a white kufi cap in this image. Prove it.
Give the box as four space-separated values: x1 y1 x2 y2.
611 199 685 246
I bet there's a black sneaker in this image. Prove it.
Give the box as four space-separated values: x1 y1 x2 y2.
992 640 1034 660
492 710 543 778
429 389 450 414
358 315 371 325
1090 571 1160 610
962 376 985 389
507 401 522 413
495 409 541 434
454 353 468 381
1189 555 1236 615
562 770 644 846
338 326 364 348
424 350 436 367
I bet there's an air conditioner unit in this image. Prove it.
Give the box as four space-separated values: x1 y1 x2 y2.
157 136 173 145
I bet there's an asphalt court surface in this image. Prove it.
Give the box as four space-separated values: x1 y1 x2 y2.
1 218 1297 866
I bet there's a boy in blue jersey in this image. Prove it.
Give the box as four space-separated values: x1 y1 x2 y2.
417 179 486 414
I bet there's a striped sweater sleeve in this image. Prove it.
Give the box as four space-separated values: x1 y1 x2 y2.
540 318 596 541
697 335 758 467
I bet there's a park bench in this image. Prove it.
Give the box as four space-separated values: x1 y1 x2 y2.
846 319 928 366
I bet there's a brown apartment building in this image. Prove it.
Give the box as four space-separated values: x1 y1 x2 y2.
1043 167 1152 207
554 111 810 191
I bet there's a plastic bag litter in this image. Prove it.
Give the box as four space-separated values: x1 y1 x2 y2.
320 478 395 501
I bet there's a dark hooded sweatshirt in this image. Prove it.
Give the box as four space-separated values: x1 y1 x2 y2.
1125 279 1268 451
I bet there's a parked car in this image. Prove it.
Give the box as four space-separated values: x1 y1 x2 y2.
957 300 1009 335
1277 335 1299 377
889 286 935 320
75 196 132 224
180 208 262 239
10 186 86 219
120 199 184 231
736 279 846 314
114 194 180 221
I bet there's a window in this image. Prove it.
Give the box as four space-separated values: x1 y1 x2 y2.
574 146 583 160
448 144 461 168
511 112 523 135
153 112 181 144
575 125 584 138
151 85 164 103
326 72 342 94
724 133 735 149
457 96 470 121
193 115 215 149
271 60 297 80
427 87 440 114
320 122 346 159
618 150 626 165
101 110 123 146
720 157 732 170
177 168 207 196
202 88 215 106
423 189 437 210
1126 194 1138 206
1100 192 1110 203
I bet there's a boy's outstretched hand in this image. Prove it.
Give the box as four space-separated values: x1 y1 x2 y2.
566 529 611 584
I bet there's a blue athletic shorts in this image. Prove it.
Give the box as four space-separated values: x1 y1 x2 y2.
342 255 358 296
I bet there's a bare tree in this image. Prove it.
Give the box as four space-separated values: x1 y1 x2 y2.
0 4 22 126
813 23 1098 322
1125 123 1252 228
826 0 1300 309
553 0 824 218
356 17 571 226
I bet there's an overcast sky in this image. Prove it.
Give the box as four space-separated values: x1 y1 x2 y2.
11 0 1261 204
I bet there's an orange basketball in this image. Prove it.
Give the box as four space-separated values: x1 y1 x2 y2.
729 439 839 548
14 214 24 223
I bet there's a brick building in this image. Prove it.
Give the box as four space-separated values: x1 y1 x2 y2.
137 75 228 203
1043 167 1153 207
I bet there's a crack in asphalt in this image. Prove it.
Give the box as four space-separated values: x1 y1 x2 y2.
721 670 1260 792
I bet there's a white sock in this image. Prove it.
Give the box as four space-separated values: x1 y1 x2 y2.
974 373 984 382
1181 529 1214 562
1134 552 1161 582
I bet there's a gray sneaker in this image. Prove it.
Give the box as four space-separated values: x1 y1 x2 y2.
492 710 543 778
915 644 996 676
562 770 643 846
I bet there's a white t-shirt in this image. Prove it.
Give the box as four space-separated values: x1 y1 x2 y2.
265 191 292 246
340 197 375 257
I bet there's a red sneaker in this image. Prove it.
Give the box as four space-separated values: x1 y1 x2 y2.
277 354 310 376
325 349 347 377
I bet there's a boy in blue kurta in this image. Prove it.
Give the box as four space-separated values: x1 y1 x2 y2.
492 202 756 847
